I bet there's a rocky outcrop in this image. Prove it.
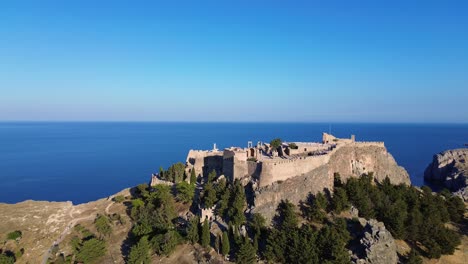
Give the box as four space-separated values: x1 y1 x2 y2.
351 219 398 264
252 143 410 222
329 143 410 185
424 148 468 201
253 164 332 221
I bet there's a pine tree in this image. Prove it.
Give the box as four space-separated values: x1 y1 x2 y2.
236 237 256 264
332 187 349 213
128 236 151 264
201 218 210 248
221 231 230 257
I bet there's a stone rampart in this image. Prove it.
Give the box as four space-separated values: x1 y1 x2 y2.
253 141 410 222
186 150 223 177
258 154 331 187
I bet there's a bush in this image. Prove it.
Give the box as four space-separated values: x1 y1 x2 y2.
113 195 125 203
288 143 298 149
6 231 22 240
94 214 112 237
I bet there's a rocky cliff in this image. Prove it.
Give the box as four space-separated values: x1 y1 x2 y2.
351 219 398 264
252 143 410 221
424 148 468 201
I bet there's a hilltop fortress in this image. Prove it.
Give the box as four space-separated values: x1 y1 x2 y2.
186 133 409 187
185 133 410 220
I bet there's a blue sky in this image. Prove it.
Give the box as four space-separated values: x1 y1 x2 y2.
0 0 467 122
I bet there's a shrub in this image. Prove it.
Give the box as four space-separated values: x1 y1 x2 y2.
113 195 125 203
288 143 298 149
6 231 22 240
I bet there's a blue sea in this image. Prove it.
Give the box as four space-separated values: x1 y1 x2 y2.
0 122 467 204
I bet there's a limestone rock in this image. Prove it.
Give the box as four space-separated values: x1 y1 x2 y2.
352 219 398 264
424 148 468 201
252 144 410 222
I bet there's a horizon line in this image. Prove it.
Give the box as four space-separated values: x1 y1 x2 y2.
1 120 468 125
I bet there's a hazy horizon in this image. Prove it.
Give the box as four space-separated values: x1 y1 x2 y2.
1 1 467 123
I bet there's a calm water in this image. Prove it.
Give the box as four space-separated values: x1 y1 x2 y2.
0 122 467 204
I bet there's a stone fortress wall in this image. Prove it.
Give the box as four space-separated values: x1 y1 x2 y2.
185 134 403 190
184 133 410 221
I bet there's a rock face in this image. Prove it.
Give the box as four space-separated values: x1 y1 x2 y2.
253 144 410 221
328 144 410 185
352 219 398 264
424 148 468 201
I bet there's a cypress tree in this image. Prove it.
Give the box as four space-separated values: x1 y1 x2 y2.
190 168 197 185
187 216 199 244
221 231 230 256
201 218 210 248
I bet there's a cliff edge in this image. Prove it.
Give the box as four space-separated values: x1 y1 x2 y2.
253 143 410 221
424 148 468 201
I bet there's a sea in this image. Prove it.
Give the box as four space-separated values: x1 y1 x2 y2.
0 122 467 204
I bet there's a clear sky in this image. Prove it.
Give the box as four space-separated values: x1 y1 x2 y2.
1 0 467 123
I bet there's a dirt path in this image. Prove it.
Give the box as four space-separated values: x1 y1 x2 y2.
41 200 114 264
105 201 114 215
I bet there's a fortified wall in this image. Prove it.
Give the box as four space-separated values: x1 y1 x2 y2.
184 134 410 221
186 148 223 177
253 140 409 221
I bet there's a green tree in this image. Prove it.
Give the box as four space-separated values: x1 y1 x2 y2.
331 187 349 213
128 236 151 264
94 214 112 238
274 200 298 230
405 249 423 264
186 216 200 244
446 195 465 223
176 181 195 203
208 169 217 183
221 231 230 256
136 183 150 199
236 237 256 264
202 182 217 208
304 192 328 223
201 218 211 248
269 138 282 150
190 168 197 185
249 213 266 237
316 219 350 263
216 185 230 218
228 180 246 226
151 230 182 256
75 238 106 263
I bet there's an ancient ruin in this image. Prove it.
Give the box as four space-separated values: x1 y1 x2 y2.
182 133 410 220
185 133 409 188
